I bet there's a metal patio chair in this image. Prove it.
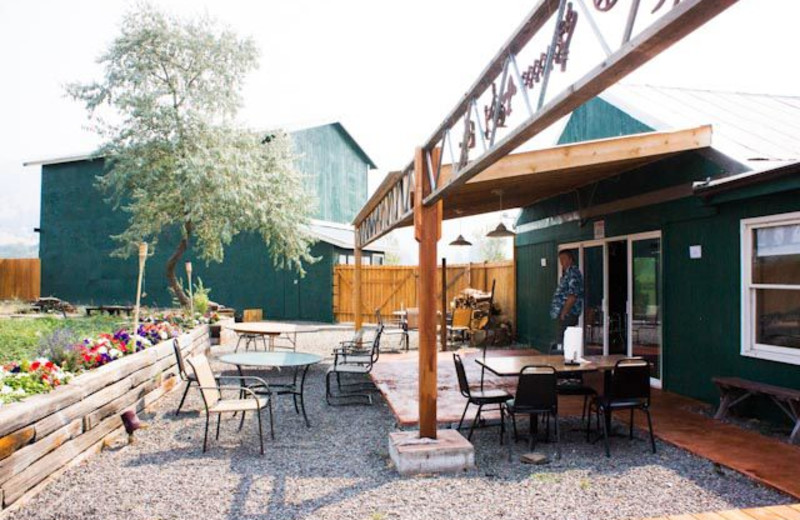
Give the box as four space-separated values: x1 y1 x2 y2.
588 358 656 457
186 354 274 455
326 325 384 405
506 365 560 457
453 353 511 443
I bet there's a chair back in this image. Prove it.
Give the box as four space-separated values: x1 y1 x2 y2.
451 308 472 328
374 308 384 326
172 338 190 381
370 325 385 363
514 365 558 413
609 358 651 402
453 353 471 398
186 355 220 408
405 308 419 330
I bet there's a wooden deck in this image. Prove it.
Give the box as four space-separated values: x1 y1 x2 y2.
641 503 800 520
370 347 800 499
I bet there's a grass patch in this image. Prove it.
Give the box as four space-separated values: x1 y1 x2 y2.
529 472 561 484
0 316 128 364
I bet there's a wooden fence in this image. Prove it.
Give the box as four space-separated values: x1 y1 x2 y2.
0 259 40 301
333 261 515 326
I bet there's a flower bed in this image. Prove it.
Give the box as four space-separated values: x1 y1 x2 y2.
0 323 212 510
0 312 219 406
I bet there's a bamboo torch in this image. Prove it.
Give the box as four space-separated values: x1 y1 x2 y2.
185 261 194 316
133 242 148 337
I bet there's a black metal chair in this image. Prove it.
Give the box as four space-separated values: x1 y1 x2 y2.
506 365 560 456
453 353 511 443
589 358 656 457
326 325 384 405
548 343 595 425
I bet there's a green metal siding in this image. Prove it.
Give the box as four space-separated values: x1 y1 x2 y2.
38 123 371 322
514 97 800 415
558 97 654 145
292 125 369 224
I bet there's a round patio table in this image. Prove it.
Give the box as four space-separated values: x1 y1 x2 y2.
218 351 323 427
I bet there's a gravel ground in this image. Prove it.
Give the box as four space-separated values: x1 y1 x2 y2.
6 329 792 520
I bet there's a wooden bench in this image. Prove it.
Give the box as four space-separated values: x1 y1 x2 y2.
712 376 800 444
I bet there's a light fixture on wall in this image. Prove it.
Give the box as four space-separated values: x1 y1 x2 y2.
449 209 472 246
486 189 515 238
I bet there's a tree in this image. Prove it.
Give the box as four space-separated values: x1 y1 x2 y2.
67 4 316 306
471 224 510 262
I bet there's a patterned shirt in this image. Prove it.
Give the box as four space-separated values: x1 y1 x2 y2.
550 265 584 319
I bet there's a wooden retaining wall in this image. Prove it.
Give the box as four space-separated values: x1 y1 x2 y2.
0 259 40 301
0 325 210 511
333 261 515 326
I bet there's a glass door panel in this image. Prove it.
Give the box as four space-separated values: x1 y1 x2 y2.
608 240 628 355
583 245 604 356
631 237 662 380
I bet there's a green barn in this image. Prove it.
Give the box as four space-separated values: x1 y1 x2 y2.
514 84 800 407
28 122 382 322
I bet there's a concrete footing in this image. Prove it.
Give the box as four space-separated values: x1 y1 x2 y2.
388 429 475 476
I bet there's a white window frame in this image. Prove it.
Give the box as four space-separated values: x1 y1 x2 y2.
741 211 800 365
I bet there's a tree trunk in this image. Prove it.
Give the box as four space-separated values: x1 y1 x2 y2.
166 222 192 307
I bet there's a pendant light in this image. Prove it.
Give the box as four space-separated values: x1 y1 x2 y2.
486 189 515 238
449 209 473 246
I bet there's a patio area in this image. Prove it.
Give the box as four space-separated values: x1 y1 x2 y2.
4 328 794 520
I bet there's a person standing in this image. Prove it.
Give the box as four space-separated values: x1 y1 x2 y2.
550 250 584 346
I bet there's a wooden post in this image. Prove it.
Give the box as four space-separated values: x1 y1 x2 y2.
415 147 442 439
441 257 448 352
354 230 363 332
133 242 148 335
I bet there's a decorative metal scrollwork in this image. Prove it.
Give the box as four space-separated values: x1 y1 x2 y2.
593 0 617 11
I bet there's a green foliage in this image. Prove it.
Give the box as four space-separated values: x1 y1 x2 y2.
471 224 510 262
0 316 125 364
66 2 317 302
192 277 211 315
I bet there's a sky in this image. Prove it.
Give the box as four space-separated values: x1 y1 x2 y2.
0 0 798 263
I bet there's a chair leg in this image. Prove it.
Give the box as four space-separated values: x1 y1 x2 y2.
325 371 333 405
600 407 611 457
203 414 210 453
238 410 246 431
175 381 192 415
257 408 265 456
511 411 519 441
581 394 588 425
645 408 656 454
553 411 561 459
499 404 505 446
268 399 275 440
468 403 483 441
529 414 537 451
629 408 635 439
457 401 470 431
216 413 222 440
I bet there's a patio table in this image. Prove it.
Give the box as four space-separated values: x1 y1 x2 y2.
476 354 630 377
226 322 319 352
218 351 323 427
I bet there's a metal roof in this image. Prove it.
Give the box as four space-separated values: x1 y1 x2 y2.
308 220 386 252
24 121 377 169
601 84 800 169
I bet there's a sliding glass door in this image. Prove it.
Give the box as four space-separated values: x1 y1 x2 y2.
629 234 662 383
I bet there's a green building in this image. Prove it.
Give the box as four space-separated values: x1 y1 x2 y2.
515 85 800 406
28 122 382 322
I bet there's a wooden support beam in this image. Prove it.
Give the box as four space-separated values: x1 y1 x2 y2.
441 258 448 353
354 236 363 333
415 147 441 439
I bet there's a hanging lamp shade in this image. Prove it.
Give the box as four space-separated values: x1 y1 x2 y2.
449 234 473 246
486 222 516 238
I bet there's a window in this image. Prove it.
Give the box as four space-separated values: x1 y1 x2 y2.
741 211 800 365
372 254 384 266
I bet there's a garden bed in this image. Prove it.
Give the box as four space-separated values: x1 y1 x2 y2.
0 325 210 510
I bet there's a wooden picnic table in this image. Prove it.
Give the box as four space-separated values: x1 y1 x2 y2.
226 321 319 352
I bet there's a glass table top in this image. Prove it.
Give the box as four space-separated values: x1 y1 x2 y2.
218 351 323 367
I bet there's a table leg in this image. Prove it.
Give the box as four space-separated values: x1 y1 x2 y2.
268 335 275 352
298 364 311 427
